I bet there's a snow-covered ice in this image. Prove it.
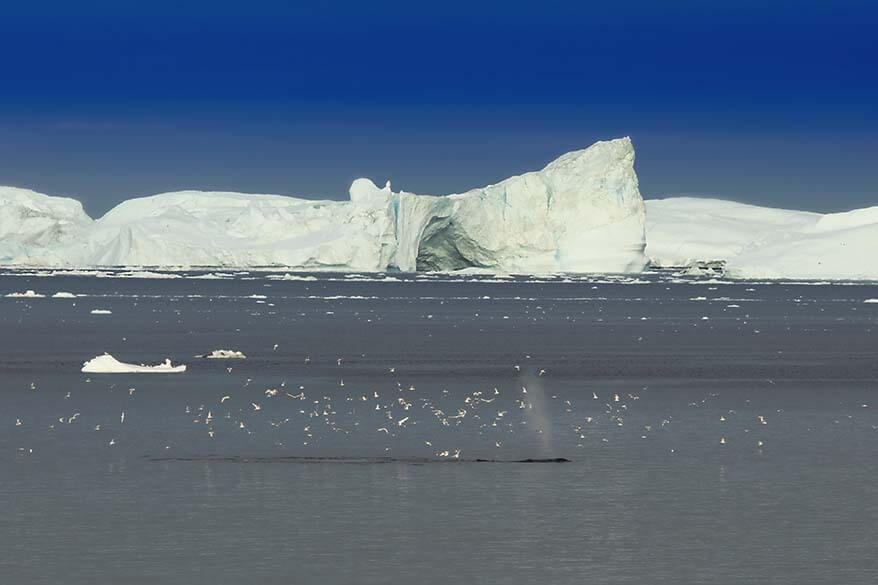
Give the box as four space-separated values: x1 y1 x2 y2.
646 198 878 280
0 186 92 266
81 354 187 373
52 291 77 298
90 309 112 315
0 138 646 274
3 138 875 280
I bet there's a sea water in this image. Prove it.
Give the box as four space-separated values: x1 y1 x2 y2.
1 270 876 584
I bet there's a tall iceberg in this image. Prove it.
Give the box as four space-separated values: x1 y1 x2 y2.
417 137 646 272
0 137 648 273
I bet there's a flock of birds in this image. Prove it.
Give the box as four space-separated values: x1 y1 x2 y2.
5 274 876 459
9 345 843 460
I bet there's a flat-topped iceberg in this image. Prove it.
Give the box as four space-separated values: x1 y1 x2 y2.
646 198 878 280
0 138 647 274
81 354 187 373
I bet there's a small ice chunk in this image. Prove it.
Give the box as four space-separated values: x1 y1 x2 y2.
6 290 45 298
52 291 77 298
90 309 112 314
203 349 246 359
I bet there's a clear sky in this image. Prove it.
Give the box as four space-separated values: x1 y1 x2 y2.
0 0 875 216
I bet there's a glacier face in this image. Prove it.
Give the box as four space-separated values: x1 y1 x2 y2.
646 198 878 279
0 138 648 273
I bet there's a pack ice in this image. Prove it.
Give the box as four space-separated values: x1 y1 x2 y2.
0 138 647 274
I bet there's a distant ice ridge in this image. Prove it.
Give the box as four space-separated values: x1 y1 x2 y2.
646 198 878 280
0 138 647 274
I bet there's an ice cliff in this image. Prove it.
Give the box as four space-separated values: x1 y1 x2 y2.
0 138 648 273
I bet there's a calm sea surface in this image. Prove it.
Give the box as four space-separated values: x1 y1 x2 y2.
1 270 876 584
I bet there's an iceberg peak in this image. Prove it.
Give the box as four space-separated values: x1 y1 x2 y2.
349 178 392 206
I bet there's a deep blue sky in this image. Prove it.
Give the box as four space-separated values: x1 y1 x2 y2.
0 0 875 216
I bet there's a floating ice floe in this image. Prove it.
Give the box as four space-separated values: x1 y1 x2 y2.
865 299 878 304
266 273 319 281
187 272 235 279
90 309 112 314
52 291 77 298
111 271 182 279
202 349 246 359
5 290 45 298
81 354 187 373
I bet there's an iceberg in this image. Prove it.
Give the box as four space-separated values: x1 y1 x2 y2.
0 138 647 274
0 186 92 265
81 354 187 373
645 198 878 280
6 138 872 279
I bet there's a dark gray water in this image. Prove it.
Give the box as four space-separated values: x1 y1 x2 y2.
1 269 877 584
